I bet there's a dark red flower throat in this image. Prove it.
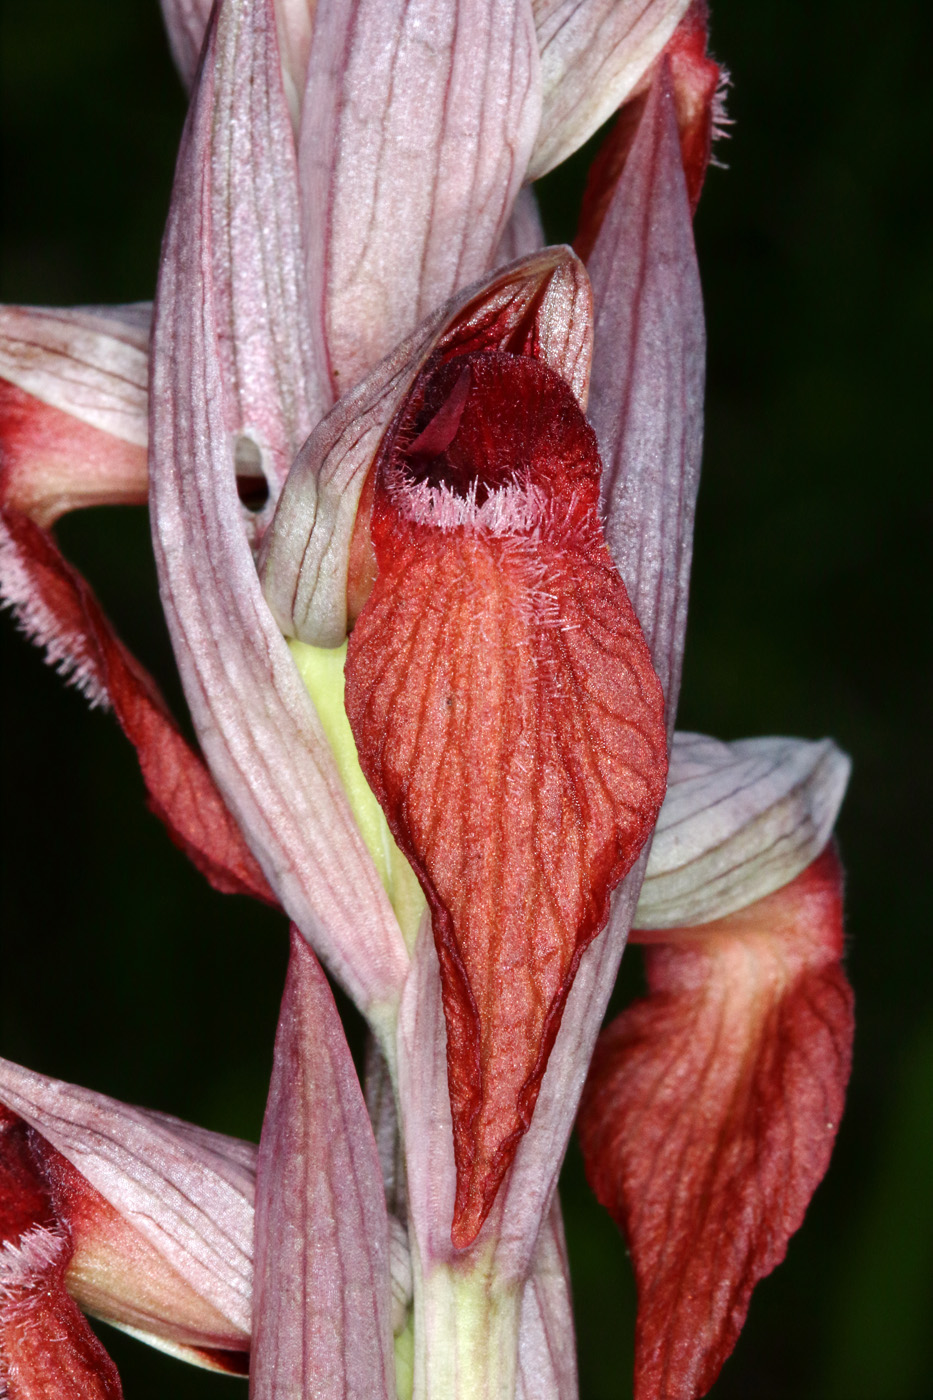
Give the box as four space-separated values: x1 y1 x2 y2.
345 351 668 1247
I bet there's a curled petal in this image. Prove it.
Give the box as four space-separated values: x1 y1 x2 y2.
574 2 722 257
527 0 689 179
0 1059 256 1356
579 848 855 1400
251 930 394 1399
261 247 592 647
300 0 541 390
346 351 667 1246
150 0 410 1016
636 732 851 929
490 59 702 1281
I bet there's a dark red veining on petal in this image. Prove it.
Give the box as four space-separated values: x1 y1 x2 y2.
578 848 854 1400
345 351 668 1247
575 5 722 260
0 1109 124 1399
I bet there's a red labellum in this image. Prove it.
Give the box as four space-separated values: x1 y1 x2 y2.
0 1108 123 1400
0 379 274 905
575 5 722 260
578 848 854 1400
345 351 668 1248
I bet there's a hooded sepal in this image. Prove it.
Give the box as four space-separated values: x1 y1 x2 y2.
636 732 851 929
251 929 395 1399
578 848 855 1400
149 0 410 1018
0 304 149 527
0 1060 255 1371
261 246 593 648
0 1108 123 1400
346 340 667 1247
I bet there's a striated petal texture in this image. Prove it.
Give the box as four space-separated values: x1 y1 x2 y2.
635 732 851 929
588 62 704 742
261 247 592 647
516 1198 577 1400
150 0 409 1016
251 930 394 1400
346 351 667 1246
0 1109 123 1400
578 848 854 1400
300 0 541 391
528 0 689 179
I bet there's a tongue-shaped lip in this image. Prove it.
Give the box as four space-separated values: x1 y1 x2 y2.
346 347 669 1247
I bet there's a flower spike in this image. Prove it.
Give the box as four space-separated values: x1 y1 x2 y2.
579 847 855 1400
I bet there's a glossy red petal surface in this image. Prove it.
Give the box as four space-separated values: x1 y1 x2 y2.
578 848 854 1400
0 1110 123 1400
575 6 721 260
0 505 273 903
346 351 667 1247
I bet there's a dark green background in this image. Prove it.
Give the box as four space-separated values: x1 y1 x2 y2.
1 2 930 1397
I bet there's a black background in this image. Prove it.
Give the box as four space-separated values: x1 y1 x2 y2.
1 2 931 1397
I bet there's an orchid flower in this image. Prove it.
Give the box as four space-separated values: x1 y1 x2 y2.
0 2 855 1399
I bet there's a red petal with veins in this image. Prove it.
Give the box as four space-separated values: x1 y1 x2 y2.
345 351 668 1247
578 847 854 1400
0 409 273 902
575 7 721 260
0 1108 123 1400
